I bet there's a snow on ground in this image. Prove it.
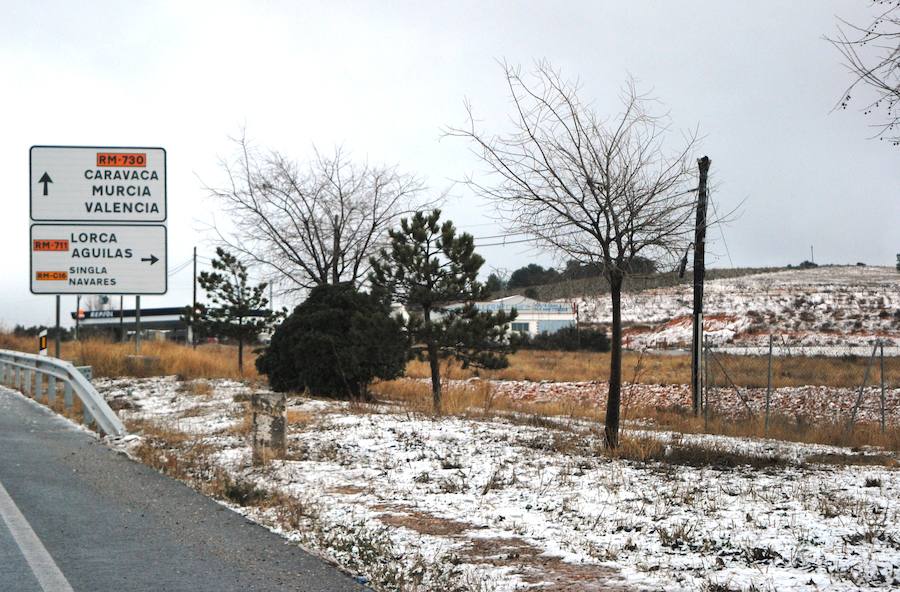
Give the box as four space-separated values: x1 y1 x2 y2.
447 378 900 428
573 266 900 351
97 376 900 592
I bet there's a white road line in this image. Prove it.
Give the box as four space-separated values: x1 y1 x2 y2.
0 479 74 592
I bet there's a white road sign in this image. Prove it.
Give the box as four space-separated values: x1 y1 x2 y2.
30 146 166 222
30 224 167 295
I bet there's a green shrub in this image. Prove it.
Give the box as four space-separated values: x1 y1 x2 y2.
256 283 407 398
515 325 610 352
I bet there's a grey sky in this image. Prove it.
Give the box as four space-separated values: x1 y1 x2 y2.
1 0 896 328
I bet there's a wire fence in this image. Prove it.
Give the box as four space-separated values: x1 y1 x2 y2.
704 336 899 432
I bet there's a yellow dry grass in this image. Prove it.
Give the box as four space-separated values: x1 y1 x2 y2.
374 378 900 453
371 378 599 424
404 349 898 388
0 333 256 380
4 331 896 452
624 404 900 453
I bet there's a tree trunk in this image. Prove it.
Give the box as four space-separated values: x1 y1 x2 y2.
238 319 244 378
428 342 441 414
423 305 441 414
604 274 623 448
332 214 340 284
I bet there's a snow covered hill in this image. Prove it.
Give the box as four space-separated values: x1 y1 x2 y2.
574 266 899 350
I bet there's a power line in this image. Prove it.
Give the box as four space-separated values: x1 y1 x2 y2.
167 258 193 276
708 189 734 268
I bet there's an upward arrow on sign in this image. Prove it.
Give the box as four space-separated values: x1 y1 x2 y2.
38 172 53 196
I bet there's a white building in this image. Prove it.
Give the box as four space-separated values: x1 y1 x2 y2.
472 295 576 337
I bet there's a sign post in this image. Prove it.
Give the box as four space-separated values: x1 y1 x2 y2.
55 295 61 357
29 146 168 350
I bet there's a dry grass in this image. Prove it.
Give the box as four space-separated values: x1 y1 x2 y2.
180 380 214 397
404 349 899 388
605 435 790 469
627 405 900 454
286 409 315 427
4 330 896 454
371 378 600 425
0 333 255 380
3 331 893 388
374 378 900 453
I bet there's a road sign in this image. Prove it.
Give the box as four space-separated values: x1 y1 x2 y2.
30 146 166 222
30 224 167 295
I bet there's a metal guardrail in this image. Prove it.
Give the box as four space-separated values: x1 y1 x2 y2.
0 349 126 437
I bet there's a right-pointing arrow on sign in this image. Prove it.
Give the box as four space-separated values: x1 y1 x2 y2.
38 172 53 196
141 254 159 265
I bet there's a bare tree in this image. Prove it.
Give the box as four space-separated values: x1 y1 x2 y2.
828 1 900 145
447 61 701 448
206 134 426 294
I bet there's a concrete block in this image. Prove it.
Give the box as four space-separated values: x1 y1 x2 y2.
251 393 286 465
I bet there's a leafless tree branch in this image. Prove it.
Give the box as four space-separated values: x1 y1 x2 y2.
827 0 900 145
201 133 430 295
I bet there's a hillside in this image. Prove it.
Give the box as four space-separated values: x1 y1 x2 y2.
499 266 785 301
572 266 900 349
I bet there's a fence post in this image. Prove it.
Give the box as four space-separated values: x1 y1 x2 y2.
765 334 773 435
880 342 886 434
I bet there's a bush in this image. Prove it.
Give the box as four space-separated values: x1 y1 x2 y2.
256 284 407 398
514 325 610 352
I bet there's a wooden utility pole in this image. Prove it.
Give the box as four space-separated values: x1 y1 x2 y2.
191 246 198 349
691 156 710 415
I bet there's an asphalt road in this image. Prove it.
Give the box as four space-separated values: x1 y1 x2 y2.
0 387 369 592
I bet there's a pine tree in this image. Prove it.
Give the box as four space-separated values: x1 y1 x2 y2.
194 248 279 375
256 283 407 398
370 210 515 413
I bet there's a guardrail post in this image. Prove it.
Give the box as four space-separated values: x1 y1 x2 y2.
64 382 73 411
83 406 93 428
34 370 43 402
24 369 32 398
48 375 56 405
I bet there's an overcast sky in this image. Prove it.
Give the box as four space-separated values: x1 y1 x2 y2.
1 0 897 328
